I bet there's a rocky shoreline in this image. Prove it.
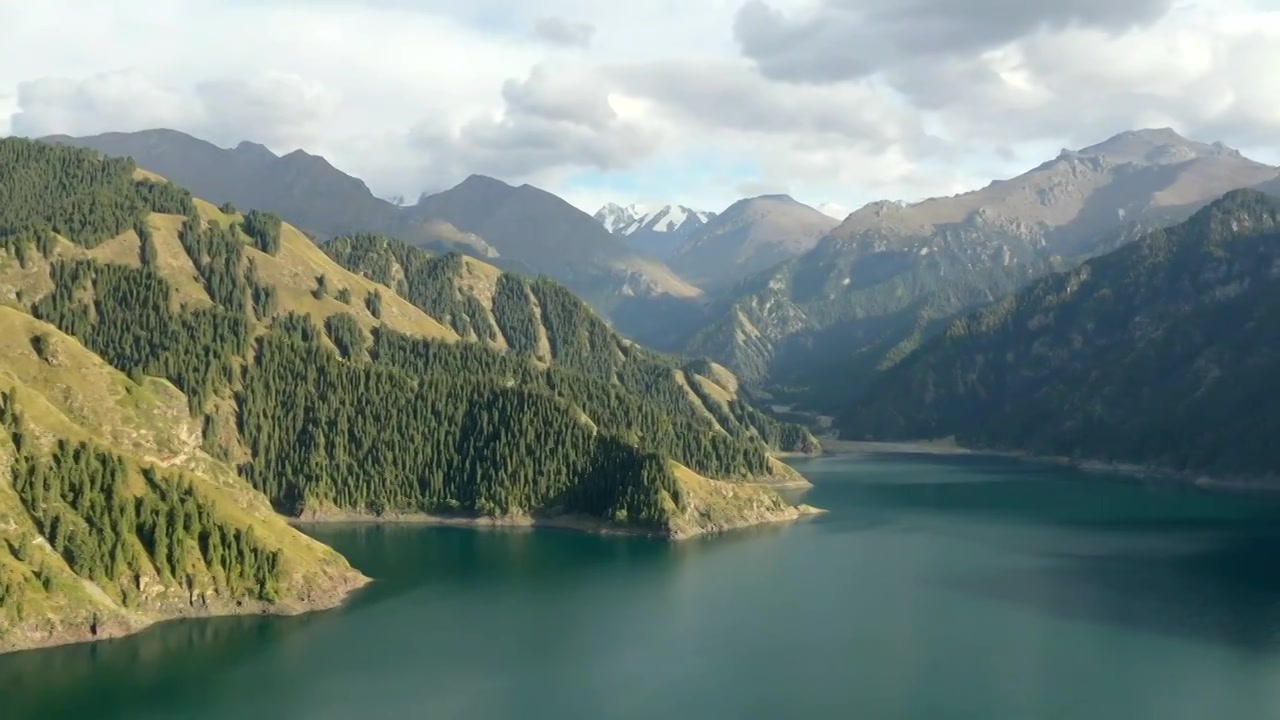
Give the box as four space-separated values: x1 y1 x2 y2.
0 572 370 657
291 503 826 541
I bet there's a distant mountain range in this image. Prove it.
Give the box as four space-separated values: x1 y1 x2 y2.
594 196 836 287
45 127 1280 408
667 195 839 288
42 130 699 316
594 203 716 259
842 189 1280 478
594 203 647 233
632 128 1280 398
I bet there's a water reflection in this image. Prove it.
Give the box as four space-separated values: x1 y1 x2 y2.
947 531 1280 653
794 453 1280 654
794 452 1280 530
0 610 328 719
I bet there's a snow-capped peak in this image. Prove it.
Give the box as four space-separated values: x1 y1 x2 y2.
594 202 647 233
619 205 715 235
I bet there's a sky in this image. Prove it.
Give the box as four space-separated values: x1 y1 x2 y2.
3 0 1280 215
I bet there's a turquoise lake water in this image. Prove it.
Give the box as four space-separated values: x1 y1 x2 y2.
6 452 1280 719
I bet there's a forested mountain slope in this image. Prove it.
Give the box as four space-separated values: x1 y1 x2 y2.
0 139 814 651
0 299 364 655
322 233 817 465
841 190 1280 478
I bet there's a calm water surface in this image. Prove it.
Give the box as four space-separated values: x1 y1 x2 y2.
7 453 1280 719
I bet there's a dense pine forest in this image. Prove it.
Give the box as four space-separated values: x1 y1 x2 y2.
324 233 819 456
0 138 812 548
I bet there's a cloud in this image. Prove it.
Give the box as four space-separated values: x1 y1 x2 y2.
193 74 339 147
405 62 661 193
3 0 1280 214
609 60 923 148
11 72 196 139
817 202 850 220
502 63 615 129
880 6 1280 151
10 70 338 150
533 16 595 47
734 0 1176 83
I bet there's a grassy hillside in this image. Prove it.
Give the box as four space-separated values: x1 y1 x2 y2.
0 137 819 651
0 308 365 654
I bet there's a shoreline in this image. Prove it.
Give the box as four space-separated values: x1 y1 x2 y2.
5 477 823 655
291 510 674 539
0 574 370 657
821 438 1280 496
290 506 826 540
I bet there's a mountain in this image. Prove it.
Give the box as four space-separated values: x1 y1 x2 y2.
39 130 492 257
667 195 839 287
599 205 717 259
0 138 815 653
594 202 646 233
841 189 1280 478
407 177 702 313
40 130 697 319
649 129 1280 398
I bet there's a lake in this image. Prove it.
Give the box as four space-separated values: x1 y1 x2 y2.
7 452 1280 719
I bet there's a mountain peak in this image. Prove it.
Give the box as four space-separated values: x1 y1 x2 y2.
622 205 715 235
595 203 716 258
280 148 330 165
668 194 838 285
234 140 276 160
459 174 513 190
594 202 648 233
752 193 798 203
1073 127 1240 165
1185 188 1280 235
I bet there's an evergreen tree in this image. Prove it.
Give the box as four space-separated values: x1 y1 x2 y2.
241 210 282 255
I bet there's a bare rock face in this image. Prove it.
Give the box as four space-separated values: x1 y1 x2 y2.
30 333 66 367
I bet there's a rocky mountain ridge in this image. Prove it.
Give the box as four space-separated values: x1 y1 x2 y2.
646 129 1280 401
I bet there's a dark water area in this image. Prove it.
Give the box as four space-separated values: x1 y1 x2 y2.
7 452 1280 719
